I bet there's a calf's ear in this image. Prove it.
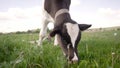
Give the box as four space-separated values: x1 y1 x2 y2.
49 28 61 37
78 24 91 31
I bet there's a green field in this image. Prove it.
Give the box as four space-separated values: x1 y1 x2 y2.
0 29 120 68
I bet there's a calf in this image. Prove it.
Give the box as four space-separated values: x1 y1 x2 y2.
38 0 91 63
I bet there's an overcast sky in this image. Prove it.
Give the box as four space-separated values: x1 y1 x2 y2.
0 0 120 33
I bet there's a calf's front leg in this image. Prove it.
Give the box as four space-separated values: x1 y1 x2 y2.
38 19 49 45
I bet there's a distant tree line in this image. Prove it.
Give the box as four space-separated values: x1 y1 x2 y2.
0 28 52 35
15 29 40 34
15 28 51 34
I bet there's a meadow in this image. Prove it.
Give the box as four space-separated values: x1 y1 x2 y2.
0 29 120 68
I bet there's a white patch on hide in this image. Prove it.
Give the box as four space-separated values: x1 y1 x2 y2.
72 52 78 61
65 23 79 47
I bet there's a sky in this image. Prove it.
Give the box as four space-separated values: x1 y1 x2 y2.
0 0 120 33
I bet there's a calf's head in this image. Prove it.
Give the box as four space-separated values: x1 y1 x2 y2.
50 22 91 63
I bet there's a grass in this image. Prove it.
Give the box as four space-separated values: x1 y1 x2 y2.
0 30 120 68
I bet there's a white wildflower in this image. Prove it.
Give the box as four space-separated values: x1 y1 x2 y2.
114 33 117 36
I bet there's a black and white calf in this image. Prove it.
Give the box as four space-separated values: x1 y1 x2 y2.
38 0 91 63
